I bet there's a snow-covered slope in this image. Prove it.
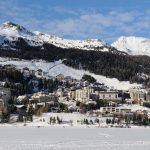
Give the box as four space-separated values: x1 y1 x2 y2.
112 36 150 56
0 57 140 90
0 21 111 51
34 31 110 51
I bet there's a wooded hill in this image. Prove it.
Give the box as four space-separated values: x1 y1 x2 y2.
1 39 150 86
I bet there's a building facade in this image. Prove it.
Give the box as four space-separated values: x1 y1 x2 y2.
75 87 93 103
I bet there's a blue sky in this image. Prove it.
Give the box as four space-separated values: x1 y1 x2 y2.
0 0 150 43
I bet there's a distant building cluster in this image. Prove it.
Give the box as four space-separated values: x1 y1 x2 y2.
0 72 150 125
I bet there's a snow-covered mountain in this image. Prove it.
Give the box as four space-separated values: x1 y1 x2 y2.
34 31 110 51
112 36 150 56
0 22 150 56
0 22 43 48
0 21 110 51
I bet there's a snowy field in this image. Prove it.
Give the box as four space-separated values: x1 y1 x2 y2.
0 127 150 150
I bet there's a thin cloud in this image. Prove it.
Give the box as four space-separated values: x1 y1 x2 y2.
0 1 149 42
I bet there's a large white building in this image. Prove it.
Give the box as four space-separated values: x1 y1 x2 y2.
95 90 122 102
0 87 11 110
129 88 145 104
75 87 93 103
100 107 132 114
29 92 58 103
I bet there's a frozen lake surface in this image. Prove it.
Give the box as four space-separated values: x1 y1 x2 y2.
0 127 150 150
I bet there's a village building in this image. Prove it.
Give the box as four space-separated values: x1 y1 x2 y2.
56 88 64 97
75 86 94 103
145 90 150 102
129 88 146 105
0 99 4 111
22 67 30 77
95 90 122 103
30 70 36 76
100 106 132 114
29 92 58 104
67 90 76 100
17 95 29 104
64 76 73 81
36 69 43 76
56 74 64 81
0 87 11 110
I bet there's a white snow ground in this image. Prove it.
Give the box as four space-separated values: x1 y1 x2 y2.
0 57 140 90
0 127 150 150
7 112 107 127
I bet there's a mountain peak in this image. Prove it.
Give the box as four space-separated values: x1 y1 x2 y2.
0 21 43 47
1 21 33 36
3 21 20 27
112 36 150 56
2 21 24 30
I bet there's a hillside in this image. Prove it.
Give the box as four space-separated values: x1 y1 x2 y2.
0 58 140 90
0 22 150 86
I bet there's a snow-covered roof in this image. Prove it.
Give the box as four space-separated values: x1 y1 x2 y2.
17 95 27 101
15 105 25 108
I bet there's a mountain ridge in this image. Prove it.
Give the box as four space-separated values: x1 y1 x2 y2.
0 22 150 56
0 21 112 52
